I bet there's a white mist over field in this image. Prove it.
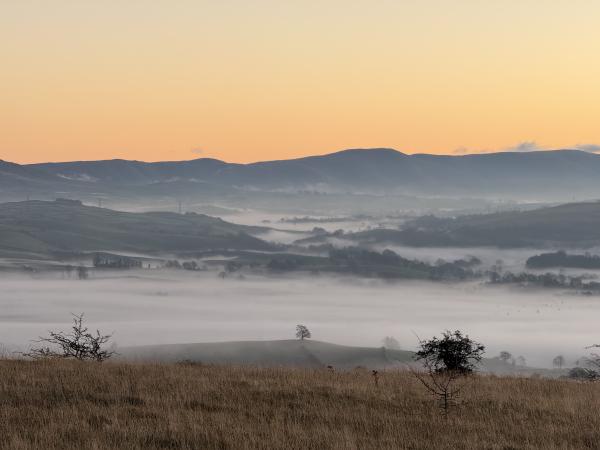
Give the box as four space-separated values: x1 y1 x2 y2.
0 271 597 367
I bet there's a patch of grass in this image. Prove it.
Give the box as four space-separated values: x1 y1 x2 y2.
0 360 598 449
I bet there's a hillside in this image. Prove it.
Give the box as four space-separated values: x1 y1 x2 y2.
119 339 413 369
346 201 600 248
8 148 600 200
0 160 74 192
1 360 597 449
0 199 275 260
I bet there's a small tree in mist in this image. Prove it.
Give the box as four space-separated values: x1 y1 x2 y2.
382 336 401 350
412 330 485 415
553 355 565 369
24 313 115 362
499 351 512 363
296 324 311 341
76 266 89 280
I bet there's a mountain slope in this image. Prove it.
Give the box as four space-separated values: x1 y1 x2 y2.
0 199 275 259
0 160 70 191
348 201 600 248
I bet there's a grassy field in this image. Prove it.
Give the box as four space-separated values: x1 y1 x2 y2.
0 360 599 449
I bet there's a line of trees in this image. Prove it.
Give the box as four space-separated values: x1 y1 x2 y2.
93 253 142 269
489 270 600 292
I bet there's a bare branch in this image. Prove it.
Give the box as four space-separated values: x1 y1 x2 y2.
23 313 116 362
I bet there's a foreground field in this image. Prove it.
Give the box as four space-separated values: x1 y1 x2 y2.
0 360 598 449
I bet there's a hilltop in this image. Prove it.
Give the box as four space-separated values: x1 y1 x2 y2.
119 339 414 369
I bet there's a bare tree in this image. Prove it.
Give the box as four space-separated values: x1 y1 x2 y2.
296 324 311 340
24 313 115 362
412 330 485 415
552 355 565 369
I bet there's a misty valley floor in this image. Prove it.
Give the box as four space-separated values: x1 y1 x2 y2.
2 271 599 367
0 360 598 450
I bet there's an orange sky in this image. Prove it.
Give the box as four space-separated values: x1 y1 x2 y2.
2 1 600 164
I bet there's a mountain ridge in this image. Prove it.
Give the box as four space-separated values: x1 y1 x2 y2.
1 148 600 200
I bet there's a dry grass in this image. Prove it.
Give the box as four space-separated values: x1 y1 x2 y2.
0 360 599 449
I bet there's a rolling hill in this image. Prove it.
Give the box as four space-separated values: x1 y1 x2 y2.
346 201 600 248
118 339 560 377
118 339 414 369
0 199 275 260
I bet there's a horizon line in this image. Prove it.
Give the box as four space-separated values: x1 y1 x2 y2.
4 147 597 166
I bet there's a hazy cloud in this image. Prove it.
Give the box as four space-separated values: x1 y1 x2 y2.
1 269 598 367
574 144 600 153
503 141 545 152
503 142 600 154
451 142 542 155
452 141 544 155
191 147 205 156
452 141 600 155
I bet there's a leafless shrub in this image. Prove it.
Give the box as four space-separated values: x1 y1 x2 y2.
23 313 116 362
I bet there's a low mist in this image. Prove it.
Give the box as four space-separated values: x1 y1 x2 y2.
1 270 597 368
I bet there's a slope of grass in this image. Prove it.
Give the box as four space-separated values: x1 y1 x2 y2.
0 360 598 449
0 200 275 258
350 201 600 248
119 339 414 368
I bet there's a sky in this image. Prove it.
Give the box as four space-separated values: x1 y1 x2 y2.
2 0 600 164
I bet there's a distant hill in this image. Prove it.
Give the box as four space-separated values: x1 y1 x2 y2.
118 339 562 376
345 201 600 248
0 160 73 193
119 339 414 369
7 148 600 201
0 199 275 259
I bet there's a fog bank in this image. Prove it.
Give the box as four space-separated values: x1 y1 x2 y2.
0 271 596 368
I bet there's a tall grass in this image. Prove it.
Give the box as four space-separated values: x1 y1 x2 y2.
0 360 598 449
